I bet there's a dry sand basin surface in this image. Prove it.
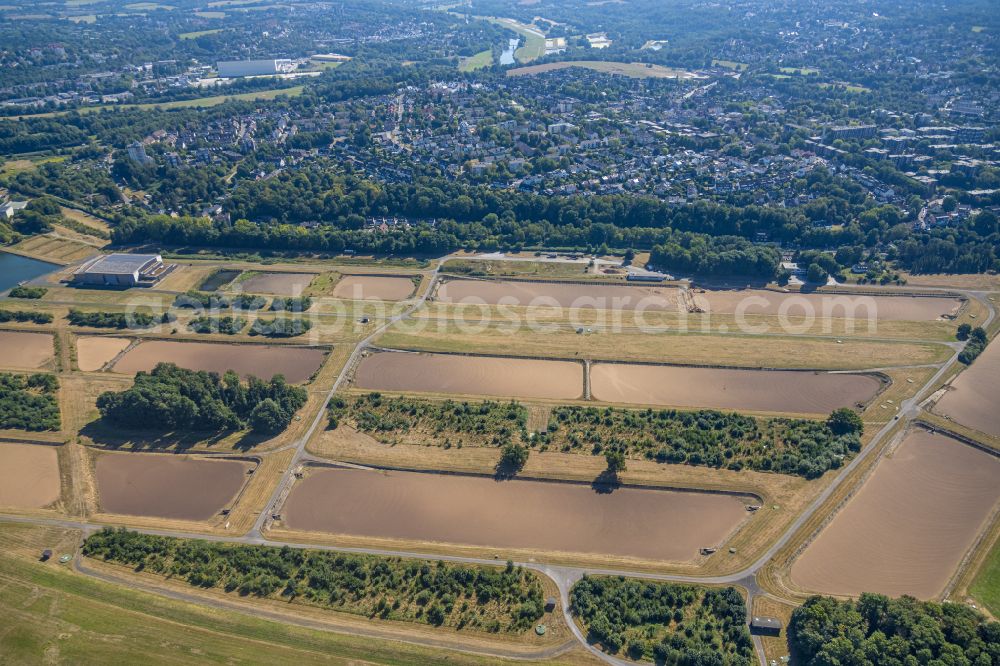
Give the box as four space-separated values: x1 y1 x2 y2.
0 330 53 369
112 340 325 383
934 336 1000 436
76 336 131 371
354 351 583 400
590 363 881 414
437 279 683 310
95 453 252 521
239 272 316 295
691 290 962 321
332 275 415 301
283 467 751 561
0 442 60 508
790 429 1000 599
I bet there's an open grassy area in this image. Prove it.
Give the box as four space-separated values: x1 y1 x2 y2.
179 28 223 39
377 320 952 370
490 18 545 62
712 59 748 71
460 49 493 72
779 66 820 75
0 522 591 665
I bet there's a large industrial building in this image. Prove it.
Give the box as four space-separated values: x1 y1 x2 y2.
217 59 290 78
72 253 175 288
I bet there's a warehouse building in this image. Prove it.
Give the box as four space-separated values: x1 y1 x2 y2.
72 253 175 288
217 59 290 78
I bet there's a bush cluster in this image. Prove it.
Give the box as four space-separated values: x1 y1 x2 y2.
571 576 754 663
249 317 312 338
173 290 230 309
270 296 313 312
96 362 306 434
67 309 156 329
957 325 990 365
0 309 52 324
188 316 246 334
8 285 47 299
231 294 268 311
83 528 545 633
788 594 1000 664
0 372 60 431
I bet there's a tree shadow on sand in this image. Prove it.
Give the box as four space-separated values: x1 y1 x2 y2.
79 419 265 452
590 469 622 494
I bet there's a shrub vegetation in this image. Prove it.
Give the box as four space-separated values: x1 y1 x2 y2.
249 317 312 337
0 372 60 431
270 296 313 312
82 528 545 633
329 395 862 478
188 315 245 334
8 285 47 299
570 576 754 663
96 362 306 434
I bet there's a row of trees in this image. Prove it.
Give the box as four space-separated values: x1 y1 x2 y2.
0 372 60 431
570 575 754 663
788 594 1000 664
187 316 246 335
957 324 991 365
96 362 306 434
248 317 312 338
83 528 545 633
0 309 52 324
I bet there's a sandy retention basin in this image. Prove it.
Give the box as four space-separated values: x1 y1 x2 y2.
332 275 415 301
111 340 326 383
437 279 683 309
790 429 1000 599
95 452 252 521
354 351 582 400
692 289 962 321
77 336 131 372
0 330 53 369
283 467 751 561
239 272 317 295
590 362 881 414
934 337 1000 436
0 442 60 508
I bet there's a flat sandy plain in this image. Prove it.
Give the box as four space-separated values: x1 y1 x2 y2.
934 333 1000 436
95 453 252 521
0 442 60 508
437 278 683 309
691 289 962 321
332 275 415 301
76 336 131 372
0 330 53 369
790 429 1000 599
354 351 583 400
283 467 751 561
112 340 326 383
591 363 881 414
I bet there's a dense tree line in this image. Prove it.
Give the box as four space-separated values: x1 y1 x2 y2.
0 309 53 324
83 528 545 633
187 316 246 335
270 296 313 312
957 324 991 365
174 290 231 309
570 575 754 663
67 309 156 329
0 372 60 431
96 362 306 435
788 594 1000 665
